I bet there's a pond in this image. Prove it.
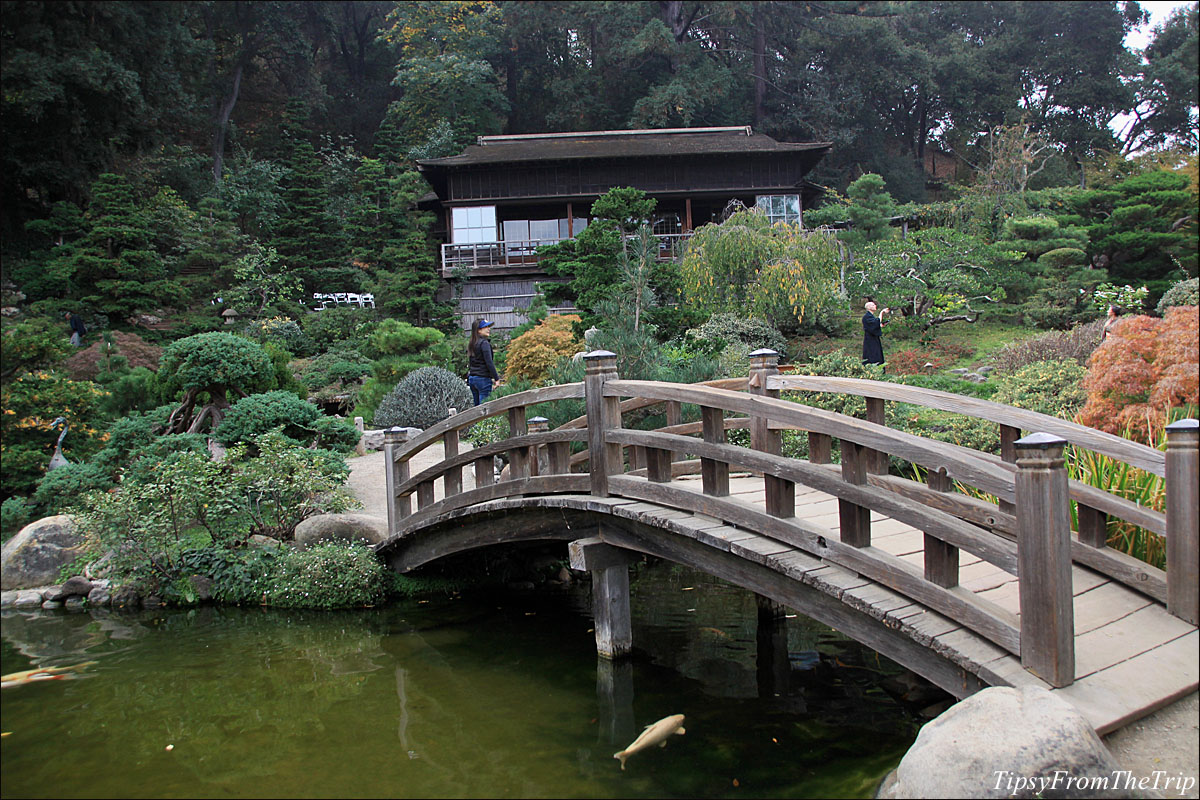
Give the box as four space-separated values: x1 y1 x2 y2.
1 561 928 798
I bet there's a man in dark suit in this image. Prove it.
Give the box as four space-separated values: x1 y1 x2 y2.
861 300 889 365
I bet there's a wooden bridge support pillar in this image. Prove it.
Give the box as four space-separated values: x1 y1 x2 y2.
596 658 636 746
383 427 411 537
750 349 794 518
1165 419 1199 625
756 594 790 699
1015 433 1074 688
527 416 549 476
584 351 622 497
570 536 639 659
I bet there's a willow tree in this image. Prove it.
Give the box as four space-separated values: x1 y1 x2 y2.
680 209 841 334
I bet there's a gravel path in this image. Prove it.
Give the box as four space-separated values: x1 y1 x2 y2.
345 443 483 521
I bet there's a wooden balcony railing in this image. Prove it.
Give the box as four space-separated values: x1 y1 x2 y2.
441 233 692 277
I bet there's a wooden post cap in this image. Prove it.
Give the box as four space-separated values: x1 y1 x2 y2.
1165 418 1199 435
1014 432 1067 450
383 426 410 444
583 349 617 360
748 348 779 360
527 416 550 432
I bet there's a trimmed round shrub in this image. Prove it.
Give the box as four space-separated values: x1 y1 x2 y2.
991 359 1088 419
374 367 471 430
262 541 386 608
1156 278 1199 316
216 390 359 452
688 313 788 356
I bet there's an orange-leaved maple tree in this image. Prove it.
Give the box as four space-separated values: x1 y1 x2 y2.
1076 305 1199 441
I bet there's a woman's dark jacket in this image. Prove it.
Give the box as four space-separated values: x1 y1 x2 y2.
469 340 499 380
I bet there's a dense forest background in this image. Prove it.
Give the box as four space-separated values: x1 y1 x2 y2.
3 1 1197 284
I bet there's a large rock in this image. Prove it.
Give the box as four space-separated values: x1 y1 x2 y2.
879 686 1132 799
1 516 85 590
293 513 388 548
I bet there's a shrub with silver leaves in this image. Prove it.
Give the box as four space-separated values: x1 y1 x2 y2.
373 366 472 430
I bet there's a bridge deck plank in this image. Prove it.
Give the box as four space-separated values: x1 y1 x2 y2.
1073 604 1198 680
1071 581 1154 636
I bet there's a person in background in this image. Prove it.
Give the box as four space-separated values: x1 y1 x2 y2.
467 319 500 405
1101 305 1123 341
65 311 86 347
861 300 890 365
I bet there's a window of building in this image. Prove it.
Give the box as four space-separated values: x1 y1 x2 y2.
652 214 682 236
755 194 801 226
452 206 497 244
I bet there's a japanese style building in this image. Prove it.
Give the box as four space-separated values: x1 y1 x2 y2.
416 126 832 328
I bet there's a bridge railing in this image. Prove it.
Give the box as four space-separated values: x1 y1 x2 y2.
381 349 1198 689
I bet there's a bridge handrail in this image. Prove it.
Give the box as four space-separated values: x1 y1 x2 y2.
605 379 1020 501
390 383 584 463
395 429 588 497
769 375 1165 477
555 376 749 430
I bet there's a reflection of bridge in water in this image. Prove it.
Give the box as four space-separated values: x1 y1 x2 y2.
376 350 1199 735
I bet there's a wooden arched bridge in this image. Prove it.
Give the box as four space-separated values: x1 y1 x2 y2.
376 350 1198 734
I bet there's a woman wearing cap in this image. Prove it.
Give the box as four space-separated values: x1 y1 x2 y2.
467 319 500 405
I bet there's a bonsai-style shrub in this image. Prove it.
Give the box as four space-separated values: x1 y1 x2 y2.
1077 306 1200 441
505 314 582 384
215 391 359 452
374 367 471 430
158 332 273 434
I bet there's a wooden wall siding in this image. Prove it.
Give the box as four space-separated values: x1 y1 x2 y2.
448 156 809 202
453 278 575 329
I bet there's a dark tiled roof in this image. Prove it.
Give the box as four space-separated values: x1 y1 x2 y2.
418 128 832 168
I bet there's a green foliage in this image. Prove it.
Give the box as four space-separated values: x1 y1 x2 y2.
1091 283 1149 314
374 367 471 429
215 391 359 453
229 245 304 319
680 209 841 333
1 497 32 541
31 461 115 516
1156 277 1199 315
687 313 789 357
841 173 897 249
990 360 1089 419
243 317 316 357
0 371 109 499
0 317 71 382
157 332 273 399
262 542 386 609
850 228 1022 328
301 307 376 350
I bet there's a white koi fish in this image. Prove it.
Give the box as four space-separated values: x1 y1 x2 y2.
613 714 686 770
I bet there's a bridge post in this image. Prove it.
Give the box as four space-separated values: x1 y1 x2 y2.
527 416 549 476
865 397 888 474
1015 433 1074 688
924 468 959 588
584 351 622 497
508 406 529 480
443 419 462 497
700 406 730 497
570 536 638 659
839 441 871 547
750 349 794 518
383 427 411 537
1165 419 1198 625
998 424 1020 516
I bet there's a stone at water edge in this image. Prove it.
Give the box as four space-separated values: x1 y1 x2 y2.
1 515 85 590
877 686 1133 798
87 585 112 607
44 576 95 601
293 513 388 548
13 590 44 610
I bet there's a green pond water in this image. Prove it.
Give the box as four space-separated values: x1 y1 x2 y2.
1 562 925 798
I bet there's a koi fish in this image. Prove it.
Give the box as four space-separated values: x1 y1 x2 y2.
614 714 686 770
1 661 96 689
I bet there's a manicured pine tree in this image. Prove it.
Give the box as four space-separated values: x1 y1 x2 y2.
272 99 351 292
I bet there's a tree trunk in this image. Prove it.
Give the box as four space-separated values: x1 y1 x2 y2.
753 4 767 126
211 59 245 186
